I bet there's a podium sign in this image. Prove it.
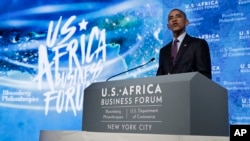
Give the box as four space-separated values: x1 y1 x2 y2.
83 72 228 136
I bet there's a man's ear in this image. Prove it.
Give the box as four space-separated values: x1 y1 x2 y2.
185 19 189 26
167 24 171 29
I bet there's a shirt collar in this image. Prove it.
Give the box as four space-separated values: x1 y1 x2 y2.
173 32 186 43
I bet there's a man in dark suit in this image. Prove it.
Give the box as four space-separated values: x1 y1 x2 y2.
156 8 212 79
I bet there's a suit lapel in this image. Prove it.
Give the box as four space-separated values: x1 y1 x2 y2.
174 34 191 65
166 43 173 70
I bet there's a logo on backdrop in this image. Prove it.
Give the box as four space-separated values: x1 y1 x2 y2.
219 47 250 58
239 29 250 40
198 33 220 42
33 15 107 116
212 65 221 74
188 17 204 27
185 0 219 12
240 63 250 73
242 97 250 108
238 0 250 5
223 81 249 91
219 12 247 23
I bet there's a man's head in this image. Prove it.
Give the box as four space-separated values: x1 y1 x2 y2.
167 9 189 37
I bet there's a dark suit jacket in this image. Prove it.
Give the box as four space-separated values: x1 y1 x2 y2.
156 34 212 79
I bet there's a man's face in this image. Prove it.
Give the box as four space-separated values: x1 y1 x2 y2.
167 10 189 33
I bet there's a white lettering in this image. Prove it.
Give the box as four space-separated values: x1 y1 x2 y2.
34 16 107 115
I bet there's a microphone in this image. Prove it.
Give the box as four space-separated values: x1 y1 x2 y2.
106 57 155 81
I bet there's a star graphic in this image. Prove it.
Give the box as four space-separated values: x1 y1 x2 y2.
79 19 88 31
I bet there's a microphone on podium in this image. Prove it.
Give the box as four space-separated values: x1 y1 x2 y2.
106 57 155 81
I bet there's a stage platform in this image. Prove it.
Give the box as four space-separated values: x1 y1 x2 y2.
40 130 229 141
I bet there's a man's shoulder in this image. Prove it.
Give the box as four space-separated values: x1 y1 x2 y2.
161 42 171 49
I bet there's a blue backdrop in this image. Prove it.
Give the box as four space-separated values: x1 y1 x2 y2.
0 0 250 141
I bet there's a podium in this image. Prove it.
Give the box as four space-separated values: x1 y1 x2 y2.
83 72 228 136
